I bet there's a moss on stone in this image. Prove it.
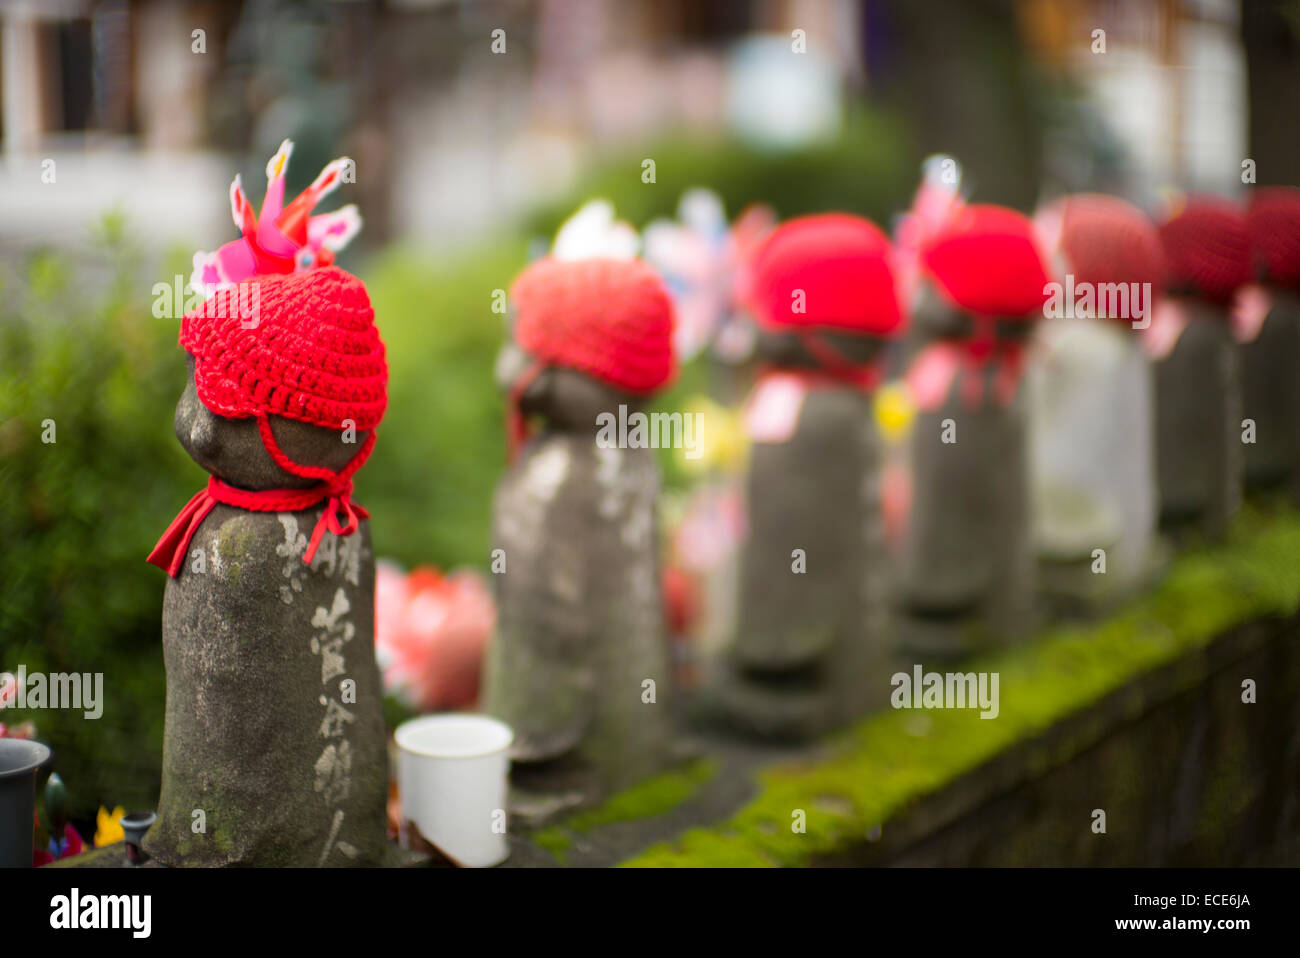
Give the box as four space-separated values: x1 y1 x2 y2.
620 506 1300 867
531 758 718 862
47 844 124 868
216 515 256 584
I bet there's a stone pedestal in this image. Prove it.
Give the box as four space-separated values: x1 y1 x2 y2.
146 514 388 867
1153 302 1242 539
1239 291 1300 493
145 364 389 866
485 379 676 813
718 383 891 739
897 368 1034 657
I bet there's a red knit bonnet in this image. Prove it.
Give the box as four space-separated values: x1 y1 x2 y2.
504 255 675 459
511 256 676 395
742 213 903 336
1246 186 1300 291
149 141 386 577
920 204 1052 319
1158 197 1252 305
1055 193 1164 321
180 265 387 445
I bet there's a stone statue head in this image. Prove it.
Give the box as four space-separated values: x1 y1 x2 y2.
908 276 969 341
176 353 371 491
752 326 886 369
495 341 645 434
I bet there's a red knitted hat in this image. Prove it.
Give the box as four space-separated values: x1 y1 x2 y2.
510 256 676 395
180 265 388 432
1246 186 1300 290
742 213 903 335
148 141 390 580
920 204 1051 318
1158 197 1252 305
1059 194 1164 292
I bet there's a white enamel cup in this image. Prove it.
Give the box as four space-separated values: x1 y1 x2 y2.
394 714 513 867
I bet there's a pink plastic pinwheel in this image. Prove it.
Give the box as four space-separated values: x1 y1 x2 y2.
894 154 968 309
190 139 361 298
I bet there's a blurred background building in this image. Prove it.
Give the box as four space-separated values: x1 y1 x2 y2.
2 0 1295 253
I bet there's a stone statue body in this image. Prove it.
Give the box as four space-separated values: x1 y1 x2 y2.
1029 316 1158 609
1152 300 1242 538
145 358 388 867
895 286 1036 656
1238 289 1300 492
720 332 890 738
485 358 674 809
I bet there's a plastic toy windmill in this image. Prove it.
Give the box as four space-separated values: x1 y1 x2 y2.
642 190 778 364
894 154 967 309
643 190 731 361
190 139 361 298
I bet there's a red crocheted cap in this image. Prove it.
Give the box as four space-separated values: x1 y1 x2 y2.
180 265 388 432
1158 197 1252 305
1059 193 1164 291
920 204 1051 318
1247 187 1300 290
742 213 903 335
510 257 676 395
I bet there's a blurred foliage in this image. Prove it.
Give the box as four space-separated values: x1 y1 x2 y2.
526 108 916 238
0 216 200 823
357 239 524 571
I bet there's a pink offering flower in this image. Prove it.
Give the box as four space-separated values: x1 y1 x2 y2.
728 202 778 309
0 721 37 739
673 483 747 575
1142 298 1191 360
374 563 496 712
1231 284 1273 344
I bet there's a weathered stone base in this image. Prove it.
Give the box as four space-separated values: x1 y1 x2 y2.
826 616 1300 866
1035 543 1173 621
703 644 901 742
51 840 431 868
705 664 838 742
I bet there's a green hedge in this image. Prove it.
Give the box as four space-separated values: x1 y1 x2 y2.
526 108 915 237
356 240 522 570
0 217 196 821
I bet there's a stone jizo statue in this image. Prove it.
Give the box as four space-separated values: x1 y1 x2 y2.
894 205 1050 656
717 213 903 739
145 143 390 866
1028 194 1164 612
485 252 679 814
1149 198 1251 540
1238 188 1300 495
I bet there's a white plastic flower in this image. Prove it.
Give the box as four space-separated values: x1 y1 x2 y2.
552 200 640 261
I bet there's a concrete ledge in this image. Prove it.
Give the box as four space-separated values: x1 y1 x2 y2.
513 505 1300 867
48 506 1300 868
